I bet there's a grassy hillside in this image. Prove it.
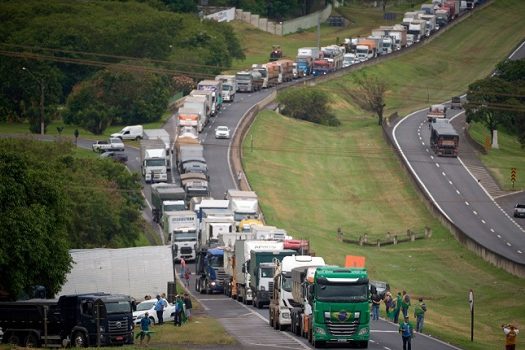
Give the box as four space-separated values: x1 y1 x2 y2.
242 1 525 349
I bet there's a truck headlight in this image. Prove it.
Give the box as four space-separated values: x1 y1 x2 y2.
100 326 105 333
282 312 290 319
358 327 369 336
314 327 326 335
354 312 361 319
211 281 216 286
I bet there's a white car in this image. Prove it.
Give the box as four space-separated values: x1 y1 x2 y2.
133 299 175 325
215 126 230 139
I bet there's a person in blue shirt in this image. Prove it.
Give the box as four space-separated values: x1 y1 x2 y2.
135 312 152 346
399 315 414 350
154 295 166 325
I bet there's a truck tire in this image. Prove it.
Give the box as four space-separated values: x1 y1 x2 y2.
8 334 21 346
357 341 369 348
195 279 200 293
313 339 325 348
72 331 87 347
25 333 38 348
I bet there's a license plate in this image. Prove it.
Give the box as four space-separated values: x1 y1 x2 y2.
116 336 123 341
337 339 347 342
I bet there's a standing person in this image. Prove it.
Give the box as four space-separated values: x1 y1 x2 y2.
183 293 193 322
154 295 166 325
179 258 186 279
399 316 414 350
394 292 402 323
135 312 152 346
414 298 427 333
174 295 184 326
401 290 411 318
502 324 519 350
384 292 394 320
237 171 242 187
371 291 381 321
184 268 191 288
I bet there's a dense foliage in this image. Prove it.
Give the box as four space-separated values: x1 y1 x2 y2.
277 87 340 126
0 139 144 299
465 59 525 147
0 0 244 132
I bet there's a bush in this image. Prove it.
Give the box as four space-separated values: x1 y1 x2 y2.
277 87 340 126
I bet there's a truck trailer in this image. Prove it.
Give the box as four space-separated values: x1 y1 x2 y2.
150 183 186 223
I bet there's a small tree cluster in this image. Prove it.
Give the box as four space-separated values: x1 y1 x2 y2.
171 75 196 96
277 87 340 126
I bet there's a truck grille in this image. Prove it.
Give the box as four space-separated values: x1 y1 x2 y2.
268 281 274 293
108 318 129 333
181 247 192 254
326 319 360 336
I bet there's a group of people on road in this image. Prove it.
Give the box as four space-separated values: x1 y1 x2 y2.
370 289 427 350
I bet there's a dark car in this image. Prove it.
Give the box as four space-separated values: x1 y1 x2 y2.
369 280 390 299
100 151 128 163
514 203 525 218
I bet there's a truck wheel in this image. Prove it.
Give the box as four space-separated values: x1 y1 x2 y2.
8 334 21 346
358 341 369 348
313 339 325 348
195 279 200 293
25 333 38 348
72 331 87 347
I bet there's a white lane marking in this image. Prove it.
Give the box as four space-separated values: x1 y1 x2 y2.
473 211 478 215
449 180 453 185
465 201 470 206
436 163 440 168
456 190 461 195
442 172 446 176
481 219 486 224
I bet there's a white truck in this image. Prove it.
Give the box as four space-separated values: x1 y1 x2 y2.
225 189 260 224
189 90 213 118
197 80 223 115
408 19 427 42
419 14 437 36
140 139 168 183
234 240 283 304
183 95 210 130
143 129 172 171
163 210 198 262
215 75 236 102
269 255 326 331
427 104 447 122
199 209 235 248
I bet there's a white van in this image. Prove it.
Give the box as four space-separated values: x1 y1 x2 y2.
111 125 144 140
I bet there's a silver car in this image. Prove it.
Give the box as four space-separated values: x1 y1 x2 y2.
215 126 230 139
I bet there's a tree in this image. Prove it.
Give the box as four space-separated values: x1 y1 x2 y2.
277 87 340 126
64 63 172 132
344 73 388 126
0 141 72 300
464 77 514 145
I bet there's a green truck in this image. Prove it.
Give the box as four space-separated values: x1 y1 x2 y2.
248 249 296 308
305 266 370 348
150 183 186 223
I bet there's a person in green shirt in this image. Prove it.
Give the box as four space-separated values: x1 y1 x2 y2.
401 290 411 318
414 298 427 333
393 291 402 323
399 315 414 350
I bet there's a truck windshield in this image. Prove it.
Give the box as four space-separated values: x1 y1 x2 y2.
208 255 224 268
316 283 368 302
236 74 251 81
234 212 257 222
282 274 292 292
174 232 197 241
105 300 132 314
260 267 273 278
145 159 166 167
165 204 186 211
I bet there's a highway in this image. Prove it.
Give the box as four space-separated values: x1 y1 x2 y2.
391 41 525 266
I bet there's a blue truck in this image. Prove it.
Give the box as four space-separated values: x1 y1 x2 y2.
195 247 227 294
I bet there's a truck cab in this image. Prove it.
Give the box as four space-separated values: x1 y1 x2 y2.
306 267 370 348
195 247 226 294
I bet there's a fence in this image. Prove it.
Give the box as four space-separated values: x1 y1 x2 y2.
234 3 332 36
337 227 432 247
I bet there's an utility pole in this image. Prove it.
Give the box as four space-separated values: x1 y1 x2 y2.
22 67 46 135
